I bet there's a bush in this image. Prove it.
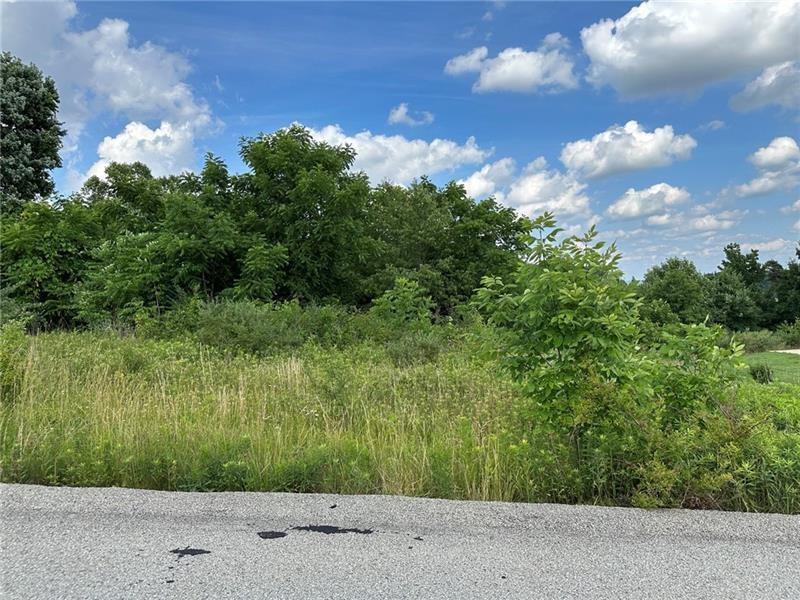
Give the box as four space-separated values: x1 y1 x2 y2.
749 364 774 384
369 277 433 328
777 319 800 348
731 329 786 353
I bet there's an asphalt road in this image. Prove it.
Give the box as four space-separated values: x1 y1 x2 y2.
1 484 798 599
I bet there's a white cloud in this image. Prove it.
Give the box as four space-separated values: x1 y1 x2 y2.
387 103 434 127
731 61 800 112
734 137 800 198
581 0 800 96
607 183 690 219
444 34 578 93
698 120 725 132
794 219 800 233
782 199 800 213
738 238 793 252
505 158 591 217
86 121 196 180
688 212 740 232
458 158 516 200
309 125 490 186
560 121 696 179
444 47 489 75
1 0 216 185
749 136 800 171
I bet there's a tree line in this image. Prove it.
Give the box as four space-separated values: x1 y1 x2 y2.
1 52 798 332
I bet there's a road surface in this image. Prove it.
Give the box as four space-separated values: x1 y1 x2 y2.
1 483 798 599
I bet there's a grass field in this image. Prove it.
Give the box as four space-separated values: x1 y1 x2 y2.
2 330 799 512
744 351 800 385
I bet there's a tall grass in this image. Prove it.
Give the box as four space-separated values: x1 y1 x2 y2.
2 329 799 512
0 331 524 500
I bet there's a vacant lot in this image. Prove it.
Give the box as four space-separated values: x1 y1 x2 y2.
2 330 799 513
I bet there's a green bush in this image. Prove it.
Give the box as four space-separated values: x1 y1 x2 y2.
731 329 786 353
777 319 800 348
750 364 774 384
369 277 433 328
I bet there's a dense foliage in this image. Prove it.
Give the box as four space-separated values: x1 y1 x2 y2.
1 127 531 328
0 53 65 214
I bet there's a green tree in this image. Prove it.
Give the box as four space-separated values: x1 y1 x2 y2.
0 199 101 327
639 257 708 324
0 53 65 213
706 269 760 331
239 125 373 304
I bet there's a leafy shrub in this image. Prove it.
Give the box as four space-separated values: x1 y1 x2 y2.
750 364 774 384
369 277 433 328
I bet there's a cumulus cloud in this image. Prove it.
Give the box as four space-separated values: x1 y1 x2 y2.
734 137 800 198
459 156 593 219
1 0 216 185
387 103 434 127
795 219 800 233
581 0 800 96
505 158 591 217
458 158 516 200
560 121 696 180
444 47 489 75
688 213 739 232
444 34 578 93
309 125 490 186
731 61 800 112
86 121 197 179
606 183 690 219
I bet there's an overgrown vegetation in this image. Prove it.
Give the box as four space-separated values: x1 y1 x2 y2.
1 51 799 513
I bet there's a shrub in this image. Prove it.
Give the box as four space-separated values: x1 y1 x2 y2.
749 364 774 384
369 277 433 328
731 329 785 353
777 319 800 348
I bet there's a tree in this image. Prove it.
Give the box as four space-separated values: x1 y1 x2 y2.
239 125 373 304
706 269 759 331
639 257 708 324
0 53 65 213
721 243 763 288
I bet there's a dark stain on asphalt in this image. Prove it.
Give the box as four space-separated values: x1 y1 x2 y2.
258 531 288 539
170 547 211 558
292 524 374 535
329 504 338 509
165 580 175 584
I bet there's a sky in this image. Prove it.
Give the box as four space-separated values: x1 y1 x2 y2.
2 0 799 276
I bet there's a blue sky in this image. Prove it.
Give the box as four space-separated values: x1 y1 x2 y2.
3 1 799 276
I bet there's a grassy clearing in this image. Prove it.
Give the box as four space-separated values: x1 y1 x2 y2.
2 330 800 513
744 352 800 385
0 331 526 500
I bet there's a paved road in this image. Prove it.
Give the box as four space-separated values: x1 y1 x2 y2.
1 484 798 599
